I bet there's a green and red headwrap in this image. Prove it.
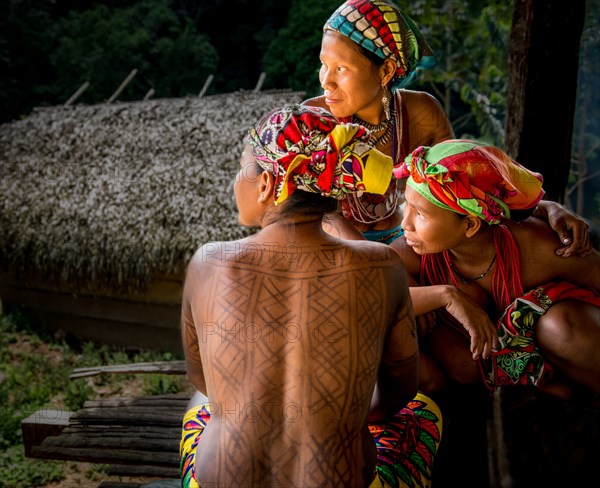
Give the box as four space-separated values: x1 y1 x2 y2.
393 140 545 224
324 0 435 91
247 105 392 204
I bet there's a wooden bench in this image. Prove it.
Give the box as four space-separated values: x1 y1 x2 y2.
21 361 193 487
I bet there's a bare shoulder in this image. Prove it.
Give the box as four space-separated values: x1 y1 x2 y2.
183 242 227 288
389 236 421 278
507 219 600 289
399 89 446 119
302 95 330 111
344 238 404 265
399 89 454 145
509 218 562 260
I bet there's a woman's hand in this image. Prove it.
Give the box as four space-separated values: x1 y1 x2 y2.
443 288 498 361
536 201 592 257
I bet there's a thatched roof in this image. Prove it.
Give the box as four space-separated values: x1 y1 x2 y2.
0 90 305 292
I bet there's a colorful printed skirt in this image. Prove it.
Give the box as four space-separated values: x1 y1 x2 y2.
484 281 600 389
180 392 443 488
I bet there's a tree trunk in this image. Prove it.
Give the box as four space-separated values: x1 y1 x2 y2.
505 0 585 203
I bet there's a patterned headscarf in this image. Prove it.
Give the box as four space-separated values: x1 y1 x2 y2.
393 140 545 224
247 105 393 204
324 0 435 91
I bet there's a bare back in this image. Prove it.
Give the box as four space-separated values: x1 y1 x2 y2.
181 235 416 486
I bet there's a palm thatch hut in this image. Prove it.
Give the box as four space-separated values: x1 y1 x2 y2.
0 90 305 351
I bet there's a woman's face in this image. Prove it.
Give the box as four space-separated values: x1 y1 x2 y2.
234 144 264 227
319 31 384 120
401 186 467 254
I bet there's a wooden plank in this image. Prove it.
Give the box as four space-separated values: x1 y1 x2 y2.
70 408 183 426
71 361 187 379
21 410 72 457
97 483 143 488
108 464 181 478
30 445 180 466
81 394 191 408
62 425 181 439
40 433 180 451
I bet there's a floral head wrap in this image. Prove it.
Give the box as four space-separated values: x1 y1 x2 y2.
393 140 545 224
324 0 435 91
247 105 392 205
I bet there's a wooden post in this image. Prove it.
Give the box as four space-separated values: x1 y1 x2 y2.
21 409 72 457
143 88 155 101
198 74 214 97
505 0 585 202
64 82 90 106
254 72 266 93
107 69 138 104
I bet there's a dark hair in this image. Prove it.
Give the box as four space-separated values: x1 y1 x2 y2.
279 187 338 218
252 162 338 218
509 208 536 222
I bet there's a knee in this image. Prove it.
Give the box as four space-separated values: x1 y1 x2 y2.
536 301 600 361
536 305 576 350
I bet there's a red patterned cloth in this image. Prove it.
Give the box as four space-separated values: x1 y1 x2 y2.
485 281 600 389
247 105 392 204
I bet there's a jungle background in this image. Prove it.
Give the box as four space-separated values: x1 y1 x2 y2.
1 0 599 222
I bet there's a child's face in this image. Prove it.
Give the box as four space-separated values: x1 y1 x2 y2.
401 186 467 254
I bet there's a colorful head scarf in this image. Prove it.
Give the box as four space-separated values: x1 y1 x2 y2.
393 140 545 224
324 0 435 91
247 105 393 205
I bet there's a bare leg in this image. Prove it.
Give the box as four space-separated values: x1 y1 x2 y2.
536 301 600 395
429 323 480 386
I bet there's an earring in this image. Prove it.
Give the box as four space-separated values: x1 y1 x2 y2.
381 85 391 121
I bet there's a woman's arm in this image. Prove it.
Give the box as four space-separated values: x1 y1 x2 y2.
409 285 498 360
369 267 419 422
390 237 498 359
181 252 208 396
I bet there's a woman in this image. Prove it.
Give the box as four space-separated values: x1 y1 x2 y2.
391 139 600 400
180 105 443 488
304 0 591 256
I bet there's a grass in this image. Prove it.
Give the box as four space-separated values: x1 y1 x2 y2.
0 308 188 487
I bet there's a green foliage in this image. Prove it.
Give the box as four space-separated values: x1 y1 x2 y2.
43 0 218 103
0 0 54 121
410 0 512 144
0 445 64 488
0 310 187 486
64 378 94 411
262 0 341 97
142 374 187 395
568 0 600 221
